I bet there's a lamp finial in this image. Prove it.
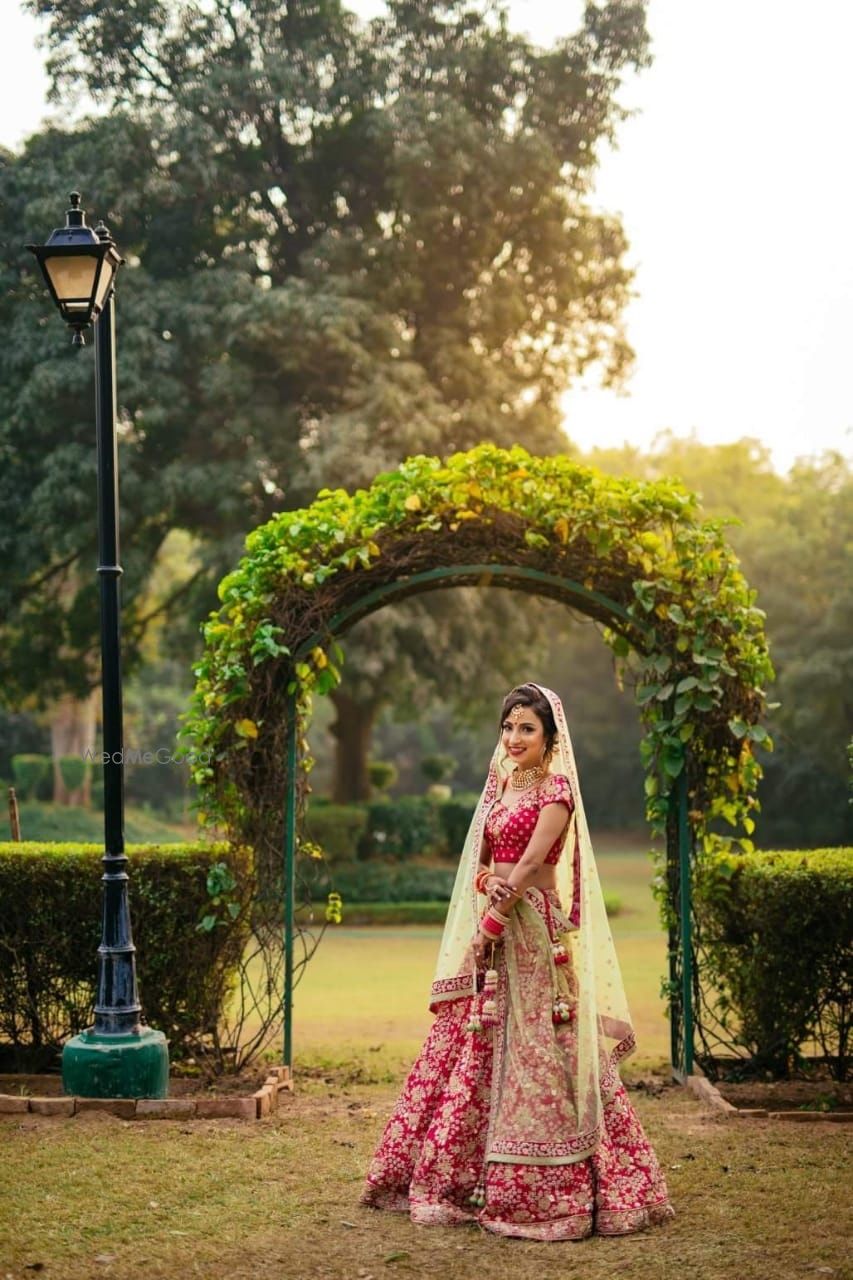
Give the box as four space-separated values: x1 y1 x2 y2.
66 192 85 229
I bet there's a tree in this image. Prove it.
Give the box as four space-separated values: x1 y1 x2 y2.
587 433 853 845
9 1 652 791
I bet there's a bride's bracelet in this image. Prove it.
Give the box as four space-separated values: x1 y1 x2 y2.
475 867 493 895
480 906 510 939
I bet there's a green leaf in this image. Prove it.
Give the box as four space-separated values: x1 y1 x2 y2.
662 752 684 778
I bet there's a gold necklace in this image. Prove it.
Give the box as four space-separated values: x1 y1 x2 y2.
510 763 546 790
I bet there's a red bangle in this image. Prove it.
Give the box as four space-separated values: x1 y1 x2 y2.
481 906 510 938
475 868 492 894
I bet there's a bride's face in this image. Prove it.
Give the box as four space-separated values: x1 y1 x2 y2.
501 705 546 770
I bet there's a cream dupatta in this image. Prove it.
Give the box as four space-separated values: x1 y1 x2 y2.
429 684 636 1164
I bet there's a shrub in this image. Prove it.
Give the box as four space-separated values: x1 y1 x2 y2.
367 760 398 792
437 793 480 858
304 803 369 862
314 860 456 903
358 795 444 860
11 754 50 801
0 841 251 1067
695 847 852 1079
58 755 88 792
307 901 450 925
311 860 621 917
421 753 456 785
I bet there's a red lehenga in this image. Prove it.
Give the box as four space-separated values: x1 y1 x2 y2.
361 684 675 1242
360 887 675 1240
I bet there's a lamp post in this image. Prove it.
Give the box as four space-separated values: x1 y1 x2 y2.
27 194 168 1098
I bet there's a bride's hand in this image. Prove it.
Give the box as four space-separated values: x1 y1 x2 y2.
487 876 517 908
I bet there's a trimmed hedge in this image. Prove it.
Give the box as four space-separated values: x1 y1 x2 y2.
311 860 622 917
357 796 446 860
314 860 456 904
436 793 481 859
696 847 852 1079
0 841 251 1067
304 794 481 863
299 901 450 926
11 754 50 801
303 803 369 861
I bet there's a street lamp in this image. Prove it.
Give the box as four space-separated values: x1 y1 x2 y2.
27 194 168 1098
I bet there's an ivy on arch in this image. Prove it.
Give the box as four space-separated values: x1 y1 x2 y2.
180 444 774 1073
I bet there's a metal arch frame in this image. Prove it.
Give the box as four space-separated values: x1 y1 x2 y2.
281 562 694 1078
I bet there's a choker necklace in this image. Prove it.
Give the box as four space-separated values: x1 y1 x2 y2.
510 764 547 790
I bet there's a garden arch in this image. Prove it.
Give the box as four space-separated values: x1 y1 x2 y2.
183 445 772 1080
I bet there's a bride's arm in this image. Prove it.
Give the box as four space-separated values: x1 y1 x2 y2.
477 831 490 868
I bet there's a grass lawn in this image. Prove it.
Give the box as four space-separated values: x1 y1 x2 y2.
2 1079 849 1279
1 839 850 1278
292 846 671 1078
11 801 197 845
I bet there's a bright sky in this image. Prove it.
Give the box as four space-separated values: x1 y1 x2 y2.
5 1 852 474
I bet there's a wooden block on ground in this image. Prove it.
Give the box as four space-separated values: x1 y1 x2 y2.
768 1110 853 1123
263 1078 279 1113
136 1099 197 1119
196 1097 256 1120
733 1108 768 1118
268 1066 294 1091
254 1086 272 1119
76 1098 136 1119
0 1094 29 1113
30 1097 76 1117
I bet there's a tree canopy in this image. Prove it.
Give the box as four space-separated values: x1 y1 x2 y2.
5 2 651 763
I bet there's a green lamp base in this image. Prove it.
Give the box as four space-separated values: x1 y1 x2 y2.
62 1026 169 1099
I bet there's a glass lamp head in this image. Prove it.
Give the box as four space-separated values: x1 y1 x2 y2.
26 193 122 345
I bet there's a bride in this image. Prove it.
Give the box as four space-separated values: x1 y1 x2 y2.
360 682 675 1240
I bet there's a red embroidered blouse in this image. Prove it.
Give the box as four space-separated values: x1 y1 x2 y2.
484 773 574 865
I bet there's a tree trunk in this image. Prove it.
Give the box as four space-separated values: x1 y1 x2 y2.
329 691 378 803
50 690 98 806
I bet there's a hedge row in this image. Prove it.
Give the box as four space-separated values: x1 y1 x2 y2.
0 841 250 1067
306 860 622 912
308 860 456 904
304 794 481 862
696 847 852 1080
299 901 450 926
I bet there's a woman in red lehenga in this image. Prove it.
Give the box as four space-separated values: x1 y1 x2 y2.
360 682 675 1241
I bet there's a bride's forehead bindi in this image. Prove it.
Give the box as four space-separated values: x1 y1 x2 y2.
503 708 541 729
